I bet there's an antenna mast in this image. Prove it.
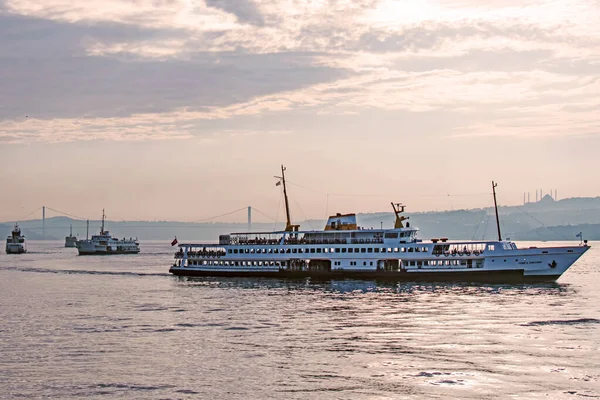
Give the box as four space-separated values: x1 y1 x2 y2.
492 181 502 241
101 209 106 235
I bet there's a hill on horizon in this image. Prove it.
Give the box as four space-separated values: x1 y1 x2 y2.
2 195 599 241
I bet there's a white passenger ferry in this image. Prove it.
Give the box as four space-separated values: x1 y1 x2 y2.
169 167 590 282
76 210 140 255
6 223 27 254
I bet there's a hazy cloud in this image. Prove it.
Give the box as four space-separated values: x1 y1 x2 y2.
0 0 599 144
205 0 265 26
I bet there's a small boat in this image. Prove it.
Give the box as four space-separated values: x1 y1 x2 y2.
169 167 590 282
65 224 77 248
76 210 140 255
6 223 27 254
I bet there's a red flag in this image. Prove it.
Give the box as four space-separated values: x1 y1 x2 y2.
171 237 178 246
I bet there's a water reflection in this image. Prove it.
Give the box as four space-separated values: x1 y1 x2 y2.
174 275 568 295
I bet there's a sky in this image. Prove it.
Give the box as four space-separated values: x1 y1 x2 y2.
0 0 599 223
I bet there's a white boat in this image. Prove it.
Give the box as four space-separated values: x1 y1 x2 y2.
65 224 77 248
76 210 140 255
169 167 590 282
6 223 27 254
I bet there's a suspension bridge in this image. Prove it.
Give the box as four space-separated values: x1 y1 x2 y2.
2 205 282 239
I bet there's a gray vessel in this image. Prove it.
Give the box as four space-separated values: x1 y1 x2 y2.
65 224 77 248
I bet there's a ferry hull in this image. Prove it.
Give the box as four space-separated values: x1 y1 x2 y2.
168 267 561 283
5 246 27 254
78 249 140 256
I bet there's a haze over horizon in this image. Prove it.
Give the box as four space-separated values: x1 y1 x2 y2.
1 0 598 223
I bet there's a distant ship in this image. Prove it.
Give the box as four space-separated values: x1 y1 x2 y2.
169 166 590 282
76 210 140 255
65 224 77 248
6 223 27 254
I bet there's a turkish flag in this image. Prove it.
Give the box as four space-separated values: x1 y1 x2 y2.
171 237 178 246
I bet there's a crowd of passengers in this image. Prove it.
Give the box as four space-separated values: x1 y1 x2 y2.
229 237 386 245
433 246 484 256
233 237 280 245
175 249 227 258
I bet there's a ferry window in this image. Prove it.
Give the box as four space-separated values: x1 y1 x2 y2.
401 247 405 252
374 248 380 253
335 248 341 253
330 248 335 253
384 233 398 239
286 249 291 253
227 249 232 254
394 247 399 252
310 248 316 253
399 232 405 237
342 248 347 253
370 262 373 266
368 248 373 253
408 247 414 252
268 248 272 254
363 262 367 266
317 248 322 253
262 249 267 254
388 248 393 253
380 248 385 253
233 249 238 254
361 248 366 253
487 245 495 251
259 262 263 266
281 262 286 266
250 249 255 254
292 249 297 253
305 248 309 254
324 248 329 253
417 261 422 266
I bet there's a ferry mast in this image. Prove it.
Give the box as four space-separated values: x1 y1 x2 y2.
101 209 106 235
276 165 299 232
492 181 501 241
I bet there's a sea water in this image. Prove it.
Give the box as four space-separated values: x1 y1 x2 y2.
1 241 598 399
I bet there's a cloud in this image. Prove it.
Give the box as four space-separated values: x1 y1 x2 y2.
0 0 599 143
205 0 265 26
